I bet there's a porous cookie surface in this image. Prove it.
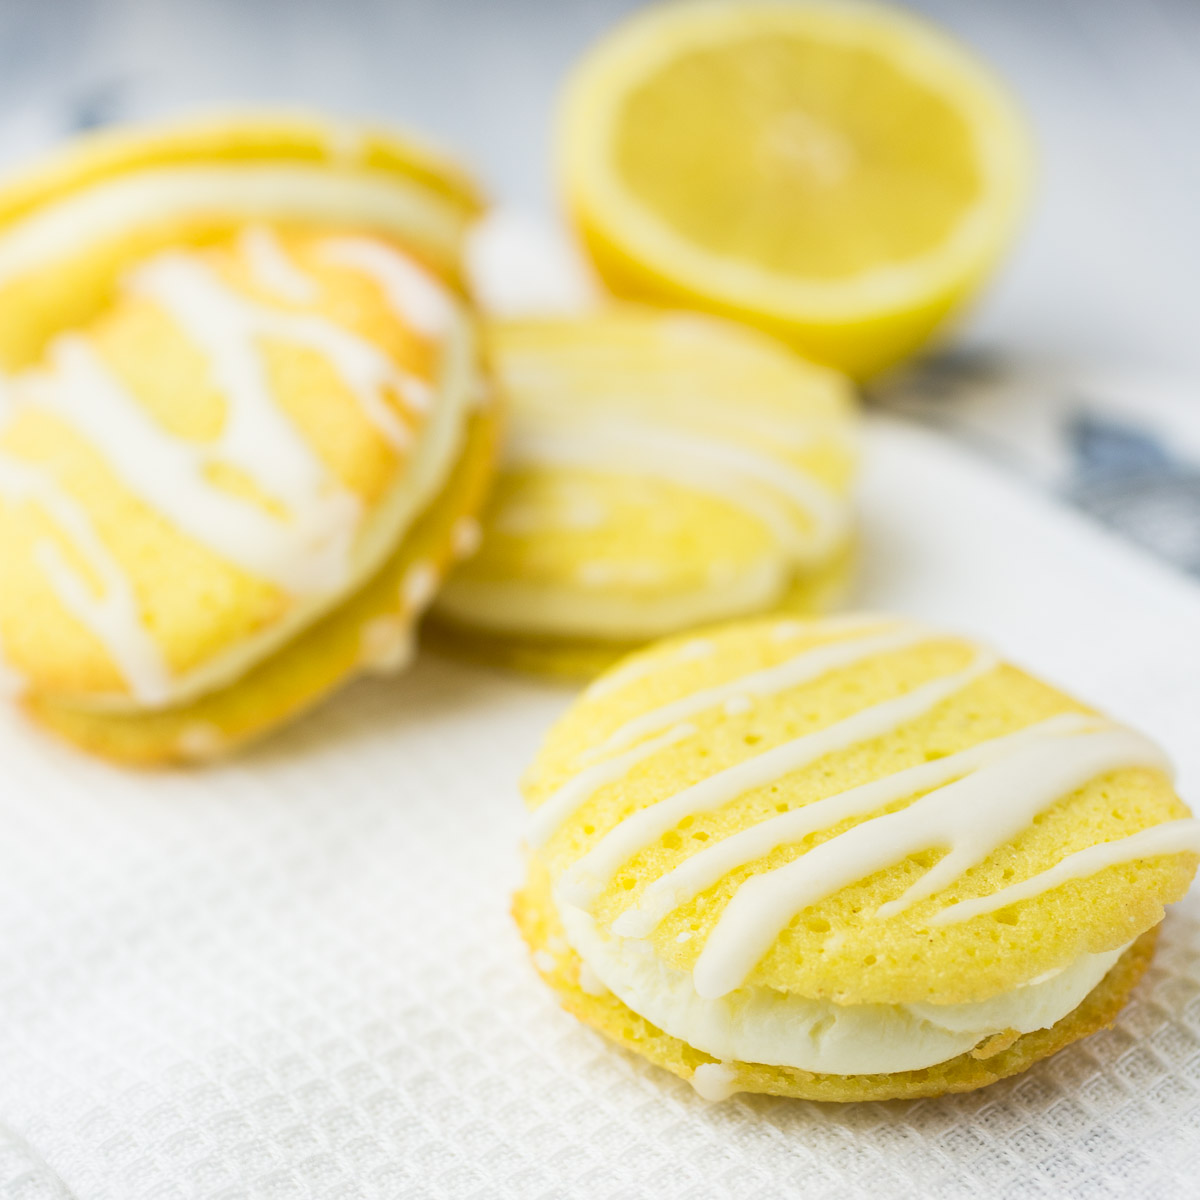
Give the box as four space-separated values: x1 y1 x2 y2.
515 859 1159 1102
26 403 498 765
432 310 857 675
523 615 1196 1012
0 225 481 710
0 114 497 761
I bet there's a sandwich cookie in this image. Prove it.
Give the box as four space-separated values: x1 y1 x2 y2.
431 309 857 677
515 615 1198 1100
0 115 498 763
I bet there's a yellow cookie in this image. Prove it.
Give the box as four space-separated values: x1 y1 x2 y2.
431 309 857 678
0 115 500 765
516 615 1199 1101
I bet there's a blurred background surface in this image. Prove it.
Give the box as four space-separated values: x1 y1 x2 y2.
1 0 1199 376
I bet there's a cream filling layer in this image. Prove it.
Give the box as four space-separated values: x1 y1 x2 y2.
0 164 467 288
435 555 794 641
557 896 1130 1076
66 307 478 712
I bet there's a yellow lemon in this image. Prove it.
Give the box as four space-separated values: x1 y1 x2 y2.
560 0 1031 378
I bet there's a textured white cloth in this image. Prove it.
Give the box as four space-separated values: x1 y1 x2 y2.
0 416 1197 1200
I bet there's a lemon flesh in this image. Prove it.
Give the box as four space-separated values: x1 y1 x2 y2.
562 1 1031 377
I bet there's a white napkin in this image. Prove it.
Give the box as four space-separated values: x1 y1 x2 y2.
0 414 1197 1200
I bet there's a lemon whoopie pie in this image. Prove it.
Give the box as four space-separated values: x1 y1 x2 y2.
515 615 1200 1101
432 309 857 678
0 114 499 764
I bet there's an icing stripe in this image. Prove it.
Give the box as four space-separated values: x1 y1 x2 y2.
240 225 318 302
504 370 841 457
320 236 455 338
610 713 1103 938
499 334 853 447
579 624 920 764
135 253 419 445
492 488 608 536
30 247 441 597
505 419 847 567
930 818 1200 926
584 636 715 702
584 617 896 705
0 165 465 289
527 722 697 848
692 726 1169 998
0 457 170 703
38 333 363 595
558 652 996 909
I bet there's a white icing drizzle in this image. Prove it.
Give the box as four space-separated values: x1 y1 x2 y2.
931 818 1200 926
583 638 712 703
27 246 443 598
493 490 608 535
505 419 847 567
559 653 996 909
136 252 422 440
773 613 895 642
577 561 665 586
320 236 454 338
0 456 171 702
581 654 659 704
0 227 458 701
37 330 362 595
582 617 888 707
610 714 1101 939
692 408 819 453
544 621 1188 1020
772 621 807 641
0 165 465 290
500 337 853 461
239 225 318 303
527 722 697 849
467 373 493 412
578 624 917 765
692 725 1170 999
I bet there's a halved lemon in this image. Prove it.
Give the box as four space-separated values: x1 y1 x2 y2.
560 0 1031 378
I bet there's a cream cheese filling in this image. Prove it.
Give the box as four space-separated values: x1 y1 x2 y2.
67 305 479 712
435 555 793 642
556 895 1130 1076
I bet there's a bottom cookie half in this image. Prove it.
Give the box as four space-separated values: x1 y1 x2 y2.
514 866 1158 1103
24 407 500 766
